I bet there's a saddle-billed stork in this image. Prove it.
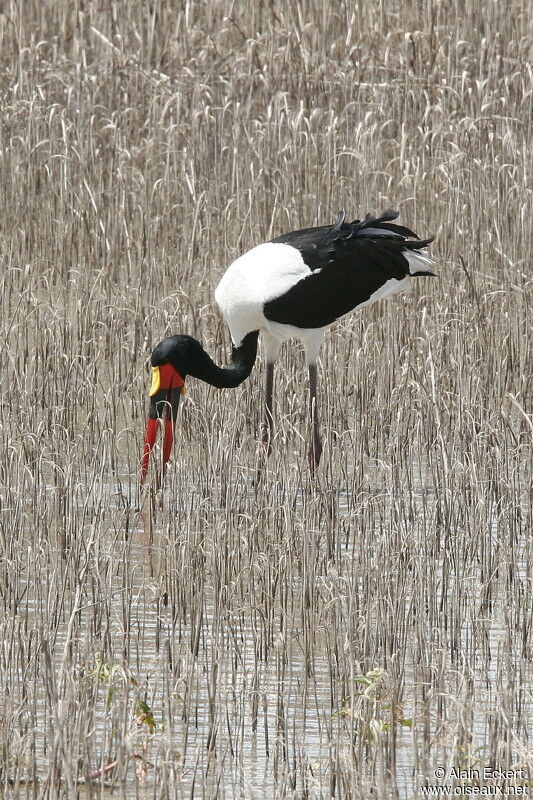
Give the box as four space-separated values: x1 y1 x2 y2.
140 209 434 481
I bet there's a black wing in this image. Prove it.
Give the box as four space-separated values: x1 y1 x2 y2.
265 210 434 329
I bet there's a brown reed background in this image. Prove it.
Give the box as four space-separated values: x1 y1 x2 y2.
0 1 531 797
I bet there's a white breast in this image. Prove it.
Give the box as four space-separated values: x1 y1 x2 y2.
214 242 311 346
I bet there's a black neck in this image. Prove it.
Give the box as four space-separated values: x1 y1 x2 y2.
187 330 259 388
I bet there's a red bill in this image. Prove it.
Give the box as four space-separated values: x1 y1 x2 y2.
140 363 185 484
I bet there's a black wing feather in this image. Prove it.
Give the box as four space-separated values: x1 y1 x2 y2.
265 210 434 329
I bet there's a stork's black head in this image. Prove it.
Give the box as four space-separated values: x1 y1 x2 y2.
150 333 208 377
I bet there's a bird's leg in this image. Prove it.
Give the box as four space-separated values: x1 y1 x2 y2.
261 362 275 456
308 363 323 471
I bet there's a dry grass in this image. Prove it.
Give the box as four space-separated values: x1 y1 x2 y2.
0 1 531 798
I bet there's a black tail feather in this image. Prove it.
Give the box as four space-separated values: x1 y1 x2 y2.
352 210 425 241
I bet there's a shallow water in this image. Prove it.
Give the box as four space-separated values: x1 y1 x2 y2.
4 467 531 799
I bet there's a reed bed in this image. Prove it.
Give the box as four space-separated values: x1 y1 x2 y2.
0 1 531 797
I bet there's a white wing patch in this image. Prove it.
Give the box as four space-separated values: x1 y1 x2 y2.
405 250 434 274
